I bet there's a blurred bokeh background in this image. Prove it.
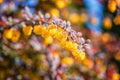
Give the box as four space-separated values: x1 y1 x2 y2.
0 0 120 80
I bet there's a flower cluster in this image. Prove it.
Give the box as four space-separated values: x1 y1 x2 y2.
1 7 91 61
108 0 120 13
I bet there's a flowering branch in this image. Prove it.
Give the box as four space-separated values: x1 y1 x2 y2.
1 7 91 61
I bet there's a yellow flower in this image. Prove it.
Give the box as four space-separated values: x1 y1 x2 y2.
65 41 74 50
11 28 21 42
114 15 120 25
0 0 3 4
79 13 88 23
60 39 85 61
33 25 45 35
47 25 56 30
3 28 21 42
89 17 98 26
54 0 71 9
41 29 49 38
108 0 117 13
72 50 85 61
83 58 93 68
50 8 59 18
47 25 57 36
116 0 120 5
22 25 33 36
112 73 119 80
69 13 80 24
3 29 12 39
101 33 110 43
60 40 67 48
58 33 68 41
61 57 74 66
55 0 66 9
44 36 53 45
103 17 112 29
33 24 86 61
72 43 78 50
48 28 57 37
33 25 48 38
114 52 120 61
61 8 69 19
54 32 64 41
53 27 65 41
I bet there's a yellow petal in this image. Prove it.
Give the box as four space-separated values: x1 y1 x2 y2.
61 57 74 66
55 0 66 9
3 29 12 39
33 25 45 35
11 28 21 42
22 25 33 36
50 8 59 18
44 36 53 45
72 50 85 61
47 25 56 30
103 17 112 29
114 15 120 25
108 0 117 13
69 13 80 24
0 0 3 4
